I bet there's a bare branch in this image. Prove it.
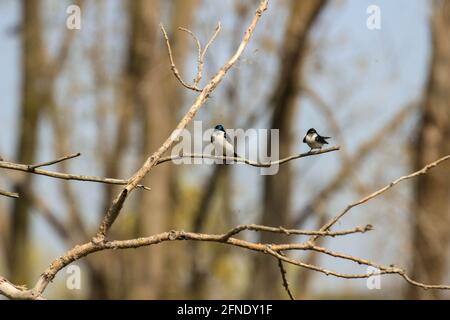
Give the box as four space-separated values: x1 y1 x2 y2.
0 158 151 191
160 24 203 92
298 243 450 291
93 0 270 242
3 0 449 300
157 146 340 167
202 22 221 62
292 102 415 227
220 223 372 240
28 152 81 170
178 26 202 84
196 22 221 86
277 258 295 300
311 154 450 243
266 248 389 280
0 277 43 300
0 189 19 199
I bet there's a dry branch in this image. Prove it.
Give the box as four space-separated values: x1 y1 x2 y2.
28 152 81 170
2 0 450 300
92 0 270 242
277 258 295 300
1 223 366 299
157 146 340 167
163 21 222 92
0 156 151 191
311 154 450 243
1 210 448 299
0 189 19 199
219 223 372 240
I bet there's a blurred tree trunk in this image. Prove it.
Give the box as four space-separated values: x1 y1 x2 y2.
123 0 161 299
407 1 450 300
251 0 325 299
8 0 49 284
127 0 198 299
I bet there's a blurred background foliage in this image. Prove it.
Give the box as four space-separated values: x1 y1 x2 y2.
0 0 449 299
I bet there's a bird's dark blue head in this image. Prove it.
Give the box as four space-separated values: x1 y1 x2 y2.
307 128 317 135
214 124 226 132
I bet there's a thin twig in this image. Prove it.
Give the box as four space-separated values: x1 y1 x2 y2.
0 158 151 191
310 154 450 243
174 22 221 90
220 223 372 240
0 189 19 199
157 146 340 167
160 24 203 92
277 258 295 300
266 248 393 280
28 152 81 170
178 27 202 86
202 22 221 62
0 148 338 193
196 22 221 86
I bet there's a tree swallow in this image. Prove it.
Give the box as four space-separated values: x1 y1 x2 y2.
211 124 239 158
303 128 331 151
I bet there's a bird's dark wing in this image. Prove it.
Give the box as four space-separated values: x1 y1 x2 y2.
211 134 215 144
316 135 331 144
302 136 306 143
225 132 234 145
224 133 240 157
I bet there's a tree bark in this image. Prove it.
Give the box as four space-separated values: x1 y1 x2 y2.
407 1 450 300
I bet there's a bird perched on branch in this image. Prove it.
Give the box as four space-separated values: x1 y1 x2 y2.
211 124 239 158
303 128 331 151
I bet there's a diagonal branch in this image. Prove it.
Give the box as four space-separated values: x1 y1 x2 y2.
28 153 81 170
0 277 43 300
0 189 19 199
164 21 222 92
310 154 450 243
277 257 295 300
93 0 270 242
220 223 372 241
292 102 416 228
195 22 221 87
